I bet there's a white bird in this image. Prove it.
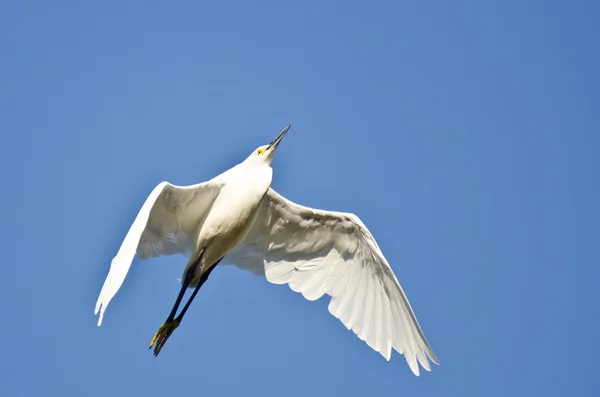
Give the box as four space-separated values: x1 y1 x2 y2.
95 125 438 375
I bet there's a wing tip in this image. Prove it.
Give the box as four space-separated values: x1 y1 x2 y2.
409 364 420 377
95 302 106 326
425 346 440 366
409 356 422 376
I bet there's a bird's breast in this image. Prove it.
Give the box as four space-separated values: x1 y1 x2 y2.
194 175 270 269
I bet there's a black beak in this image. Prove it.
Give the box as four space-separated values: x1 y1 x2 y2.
267 125 291 151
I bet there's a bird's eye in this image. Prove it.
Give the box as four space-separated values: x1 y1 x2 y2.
257 149 264 155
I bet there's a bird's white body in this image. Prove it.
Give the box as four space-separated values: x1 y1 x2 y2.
187 160 273 284
95 126 439 376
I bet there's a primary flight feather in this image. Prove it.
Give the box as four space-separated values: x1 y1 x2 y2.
95 125 439 375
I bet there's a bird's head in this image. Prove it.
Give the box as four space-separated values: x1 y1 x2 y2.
246 125 291 165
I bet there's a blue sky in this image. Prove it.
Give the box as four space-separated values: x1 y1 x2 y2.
1 1 599 396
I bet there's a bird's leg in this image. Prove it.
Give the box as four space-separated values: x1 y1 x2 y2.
174 257 222 324
149 248 205 356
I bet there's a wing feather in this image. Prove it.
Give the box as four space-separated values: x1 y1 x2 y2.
347 263 367 332
225 188 438 375
361 269 376 346
94 180 221 326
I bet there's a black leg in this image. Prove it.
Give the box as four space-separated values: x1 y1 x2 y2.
149 248 206 355
150 250 222 356
175 257 222 323
164 247 205 323
164 261 196 323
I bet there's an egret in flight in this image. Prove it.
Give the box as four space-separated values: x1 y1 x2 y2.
95 125 438 375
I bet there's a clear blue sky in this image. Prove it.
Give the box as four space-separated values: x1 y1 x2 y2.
1 1 598 396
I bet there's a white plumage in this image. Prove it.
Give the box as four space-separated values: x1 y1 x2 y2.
95 125 438 375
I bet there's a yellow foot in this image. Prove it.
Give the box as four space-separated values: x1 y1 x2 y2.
149 319 180 356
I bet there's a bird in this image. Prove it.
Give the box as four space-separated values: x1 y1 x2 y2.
94 125 439 375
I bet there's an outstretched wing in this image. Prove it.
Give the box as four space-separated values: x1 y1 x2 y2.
94 180 222 326
225 188 438 376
